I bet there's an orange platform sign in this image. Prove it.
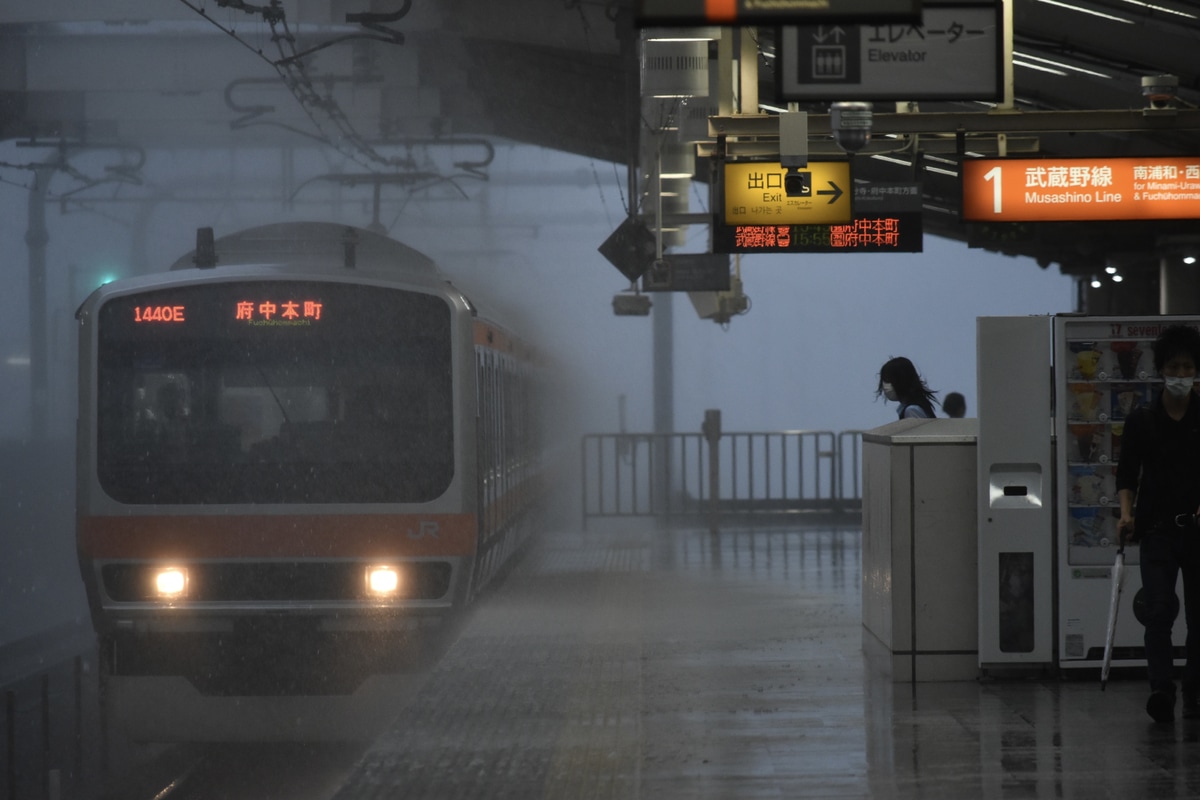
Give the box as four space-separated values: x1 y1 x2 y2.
962 157 1200 222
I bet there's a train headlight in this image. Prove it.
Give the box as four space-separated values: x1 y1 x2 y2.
366 565 401 597
153 567 189 600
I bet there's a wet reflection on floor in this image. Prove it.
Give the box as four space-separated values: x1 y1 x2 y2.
870 676 1200 799
18 522 1200 799
669 525 862 592
524 523 1200 800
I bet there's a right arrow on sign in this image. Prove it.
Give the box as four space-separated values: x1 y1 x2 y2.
817 181 843 204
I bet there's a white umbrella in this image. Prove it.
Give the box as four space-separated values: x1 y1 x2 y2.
1101 544 1126 691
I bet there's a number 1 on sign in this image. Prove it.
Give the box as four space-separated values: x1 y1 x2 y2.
984 166 1002 214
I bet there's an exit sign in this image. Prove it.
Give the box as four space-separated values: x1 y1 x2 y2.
723 161 852 226
962 157 1200 222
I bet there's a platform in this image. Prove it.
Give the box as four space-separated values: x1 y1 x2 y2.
327 521 1200 800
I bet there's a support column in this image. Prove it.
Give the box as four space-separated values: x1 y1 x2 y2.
1160 256 1200 314
653 290 673 520
26 166 51 441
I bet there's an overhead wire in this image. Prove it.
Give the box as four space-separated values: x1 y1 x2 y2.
174 0 494 222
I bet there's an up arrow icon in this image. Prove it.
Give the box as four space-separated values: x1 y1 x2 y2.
812 26 848 44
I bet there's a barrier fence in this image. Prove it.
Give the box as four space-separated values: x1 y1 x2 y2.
581 429 863 529
2 653 92 800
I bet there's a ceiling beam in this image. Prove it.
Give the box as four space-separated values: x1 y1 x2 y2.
709 108 1200 139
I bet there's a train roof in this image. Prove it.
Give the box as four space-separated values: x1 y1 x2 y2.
168 222 440 276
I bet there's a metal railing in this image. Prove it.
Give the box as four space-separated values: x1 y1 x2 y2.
581 429 863 529
2 654 92 800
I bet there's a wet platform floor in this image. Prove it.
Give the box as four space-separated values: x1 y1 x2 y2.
328 521 1200 800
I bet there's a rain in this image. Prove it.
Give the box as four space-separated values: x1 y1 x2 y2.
0 2 1100 798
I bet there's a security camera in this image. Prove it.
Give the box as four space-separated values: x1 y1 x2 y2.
784 167 811 198
1142 74 1179 110
830 101 873 153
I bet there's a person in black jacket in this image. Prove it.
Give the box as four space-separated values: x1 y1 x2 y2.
1117 324 1200 723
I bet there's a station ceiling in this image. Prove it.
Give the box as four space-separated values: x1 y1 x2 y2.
2 0 1199 291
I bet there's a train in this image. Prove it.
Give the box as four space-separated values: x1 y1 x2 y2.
75 222 555 739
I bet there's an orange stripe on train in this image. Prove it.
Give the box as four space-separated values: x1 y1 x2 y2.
80 513 478 559
474 319 513 351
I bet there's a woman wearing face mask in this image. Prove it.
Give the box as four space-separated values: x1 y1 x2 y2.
876 356 938 420
1117 323 1200 723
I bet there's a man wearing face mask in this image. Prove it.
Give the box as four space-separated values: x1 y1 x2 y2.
1117 323 1200 723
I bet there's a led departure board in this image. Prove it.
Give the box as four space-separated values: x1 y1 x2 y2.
714 182 923 253
134 305 187 323
713 213 922 253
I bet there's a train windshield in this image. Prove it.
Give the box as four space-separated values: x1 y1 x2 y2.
94 280 454 504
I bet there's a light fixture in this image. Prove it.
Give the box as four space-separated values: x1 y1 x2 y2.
1119 0 1197 19
1185 255 1197 265
924 165 959 178
1090 278 1103 288
641 37 709 98
365 565 401 597
1035 0 1134 23
644 27 721 41
1105 265 1118 274
1013 60 1068 77
1112 274 1124 283
153 567 189 600
1017 52 1108 79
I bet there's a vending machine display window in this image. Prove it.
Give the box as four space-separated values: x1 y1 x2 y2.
1062 328 1156 567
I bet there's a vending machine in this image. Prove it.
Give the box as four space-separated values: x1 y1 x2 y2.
1055 315 1200 672
978 314 1199 673
977 316 1054 670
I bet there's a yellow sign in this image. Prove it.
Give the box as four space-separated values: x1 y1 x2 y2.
962 157 1200 222
723 162 852 225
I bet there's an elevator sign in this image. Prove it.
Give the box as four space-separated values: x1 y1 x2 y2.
779 4 1003 101
962 157 1200 222
723 161 852 225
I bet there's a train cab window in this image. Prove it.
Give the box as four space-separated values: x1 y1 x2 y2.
128 374 194 455
95 281 454 504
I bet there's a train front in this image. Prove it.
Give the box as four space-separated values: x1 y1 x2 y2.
74 235 479 737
